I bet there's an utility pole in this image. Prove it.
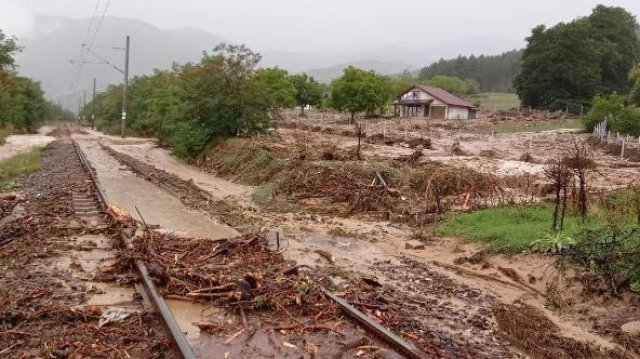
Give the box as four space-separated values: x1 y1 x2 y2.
121 35 130 138
92 78 96 130
83 91 87 123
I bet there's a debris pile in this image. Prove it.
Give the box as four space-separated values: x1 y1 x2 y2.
97 231 342 333
0 142 170 358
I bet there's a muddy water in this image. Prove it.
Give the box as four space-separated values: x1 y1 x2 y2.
44 234 138 308
0 130 55 161
73 137 237 240
108 142 254 204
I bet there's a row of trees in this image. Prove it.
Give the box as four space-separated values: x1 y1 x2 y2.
0 30 68 133
89 45 397 159
418 50 522 94
516 5 640 111
392 72 479 98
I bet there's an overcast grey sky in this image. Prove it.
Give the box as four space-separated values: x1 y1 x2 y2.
3 0 640 55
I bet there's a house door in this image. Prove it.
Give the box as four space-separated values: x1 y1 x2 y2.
431 106 446 120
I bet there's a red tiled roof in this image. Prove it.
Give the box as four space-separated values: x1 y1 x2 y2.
410 85 475 108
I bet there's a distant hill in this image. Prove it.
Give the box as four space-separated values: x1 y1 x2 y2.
15 15 226 107
306 59 415 83
14 16 424 104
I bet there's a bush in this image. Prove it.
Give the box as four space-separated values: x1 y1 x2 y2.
584 93 640 136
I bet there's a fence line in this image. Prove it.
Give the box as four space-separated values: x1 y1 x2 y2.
592 120 640 160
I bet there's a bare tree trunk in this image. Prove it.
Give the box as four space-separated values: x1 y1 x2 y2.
560 182 568 230
552 185 561 231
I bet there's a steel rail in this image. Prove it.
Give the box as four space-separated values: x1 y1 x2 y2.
322 288 426 359
72 139 196 359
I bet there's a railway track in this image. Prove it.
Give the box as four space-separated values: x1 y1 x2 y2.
72 139 197 359
92 139 427 359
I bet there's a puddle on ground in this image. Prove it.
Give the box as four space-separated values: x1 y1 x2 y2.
191 323 390 359
273 232 388 273
166 299 217 341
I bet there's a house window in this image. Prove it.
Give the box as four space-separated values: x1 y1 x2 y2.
411 90 420 99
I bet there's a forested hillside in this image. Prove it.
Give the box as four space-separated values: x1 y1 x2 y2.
418 50 522 93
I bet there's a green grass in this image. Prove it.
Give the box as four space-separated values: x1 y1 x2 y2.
436 203 607 253
467 93 520 110
0 148 44 183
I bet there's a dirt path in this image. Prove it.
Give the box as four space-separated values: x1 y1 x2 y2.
73 135 238 240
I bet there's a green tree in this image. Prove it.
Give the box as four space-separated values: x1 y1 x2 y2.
419 50 522 93
0 29 20 73
630 64 640 106
329 66 394 122
424 75 470 95
0 75 47 131
290 73 323 115
589 5 640 93
254 67 296 109
585 92 640 136
91 43 274 159
515 22 602 110
515 6 640 111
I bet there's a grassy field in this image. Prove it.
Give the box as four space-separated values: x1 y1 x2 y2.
0 148 44 185
467 93 520 110
436 203 607 253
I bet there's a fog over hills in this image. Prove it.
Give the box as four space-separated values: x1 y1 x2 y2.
14 15 427 105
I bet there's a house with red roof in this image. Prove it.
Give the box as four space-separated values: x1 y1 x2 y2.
393 85 477 120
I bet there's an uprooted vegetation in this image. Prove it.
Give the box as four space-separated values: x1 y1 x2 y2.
198 137 541 223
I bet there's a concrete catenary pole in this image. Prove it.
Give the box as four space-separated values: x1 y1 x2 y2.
121 35 130 138
92 78 97 130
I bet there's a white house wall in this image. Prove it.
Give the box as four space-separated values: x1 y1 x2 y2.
447 106 469 120
400 89 446 105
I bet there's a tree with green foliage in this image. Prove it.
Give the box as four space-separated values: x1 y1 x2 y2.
290 73 323 116
585 93 640 136
90 43 274 160
630 64 640 106
329 66 394 122
254 67 296 109
0 30 53 132
424 75 470 96
1 76 47 131
0 30 20 73
515 6 640 111
419 50 522 93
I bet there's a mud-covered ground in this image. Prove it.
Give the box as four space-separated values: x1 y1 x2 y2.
4 122 640 358
98 131 638 358
0 138 171 358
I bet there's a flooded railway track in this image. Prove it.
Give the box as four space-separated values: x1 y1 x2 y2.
73 140 197 359
72 138 428 358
